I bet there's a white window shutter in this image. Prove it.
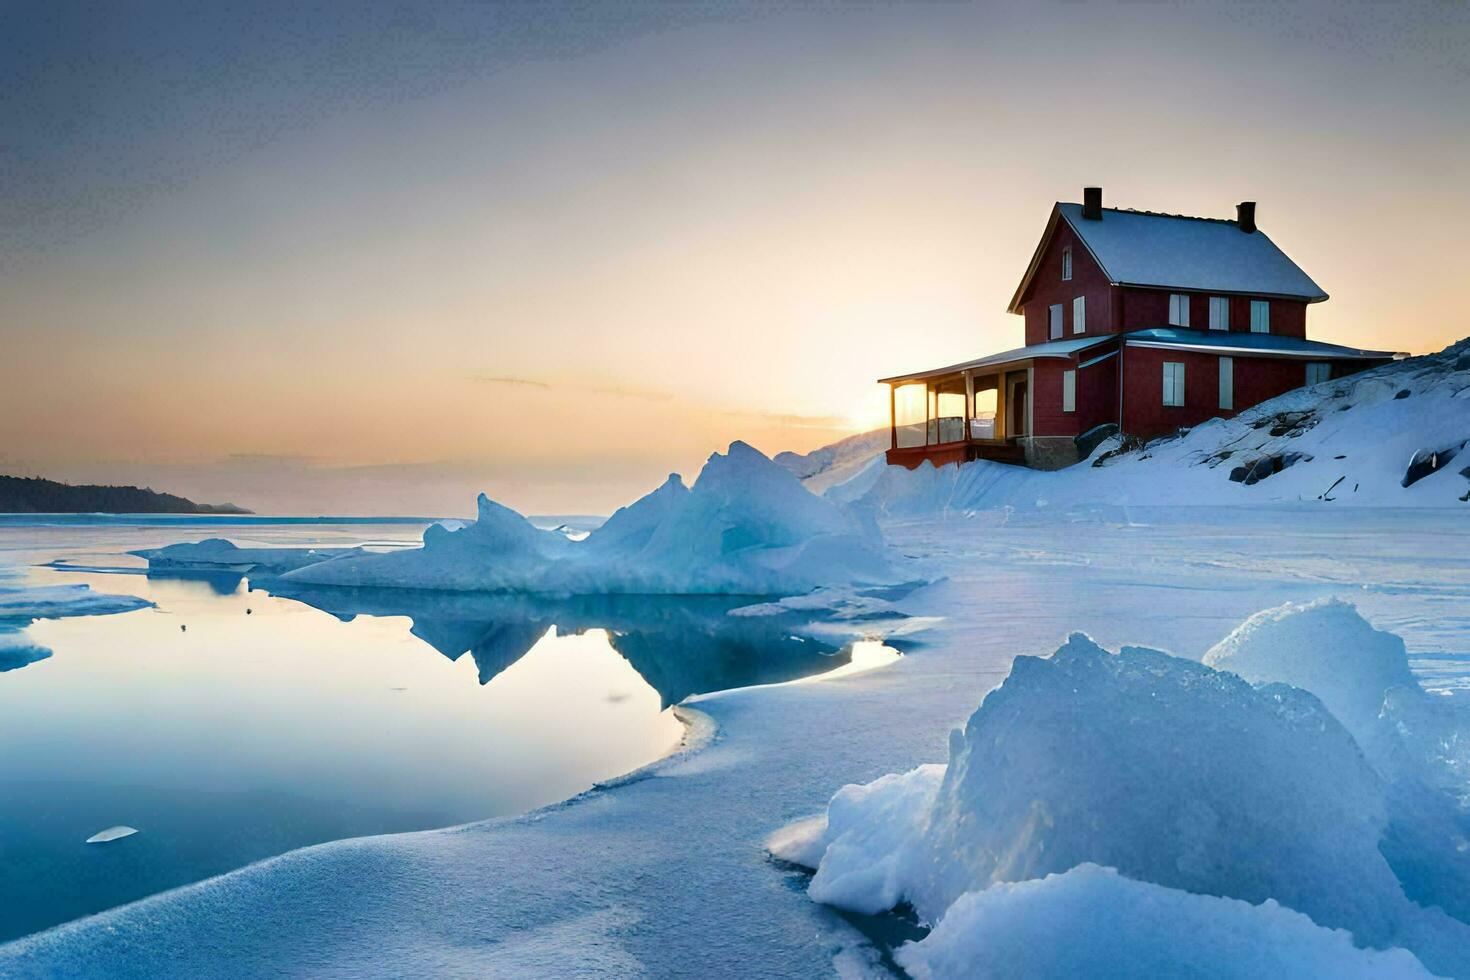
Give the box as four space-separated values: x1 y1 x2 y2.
1049 304 1062 340
1219 357 1233 410
1169 294 1190 328
1251 300 1270 333
1209 297 1229 331
1062 369 1076 412
1163 362 1185 406
1073 296 1086 334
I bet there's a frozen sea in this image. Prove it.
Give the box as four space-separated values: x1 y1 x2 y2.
0 517 873 943
1 506 1466 976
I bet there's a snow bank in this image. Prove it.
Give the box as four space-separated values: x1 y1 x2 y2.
278 442 899 596
837 336 1470 513
779 626 1470 976
896 864 1433 980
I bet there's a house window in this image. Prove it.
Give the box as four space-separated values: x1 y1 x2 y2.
1062 247 1072 281
1306 362 1331 386
1168 293 1190 328
1049 304 1063 340
1209 296 1230 331
1219 356 1234 410
1062 369 1076 413
1072 295 1086 334
1162 361 1185 407
1250 300 1270 334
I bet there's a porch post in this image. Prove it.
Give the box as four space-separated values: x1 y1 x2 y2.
963 370 975 444
924 381 932 446
994 372 1007 441
889 383 897 452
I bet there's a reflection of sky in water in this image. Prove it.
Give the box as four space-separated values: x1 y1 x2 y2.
0 522 881 942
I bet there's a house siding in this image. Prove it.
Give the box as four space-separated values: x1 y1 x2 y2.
1021 222 1113 346
1121 347 1349 438
1117 288 1308 338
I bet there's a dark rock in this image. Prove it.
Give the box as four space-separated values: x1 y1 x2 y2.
1402 445 1462 488
1394 389 1411 400
1075 423 1119 462
1232 452 1309 486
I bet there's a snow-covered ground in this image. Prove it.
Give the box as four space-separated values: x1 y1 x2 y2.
5 505 1468 977
5 341 1467 976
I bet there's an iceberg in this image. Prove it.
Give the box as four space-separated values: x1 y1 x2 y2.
277 442 899 596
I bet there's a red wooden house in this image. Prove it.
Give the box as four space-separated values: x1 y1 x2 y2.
882 188 1402 469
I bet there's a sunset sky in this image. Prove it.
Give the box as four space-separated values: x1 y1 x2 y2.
2 1 1466 516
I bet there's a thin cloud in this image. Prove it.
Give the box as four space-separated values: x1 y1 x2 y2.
472 375 672 401
712 409 852 429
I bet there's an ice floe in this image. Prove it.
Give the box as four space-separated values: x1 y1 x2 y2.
129 538 368 575
0 583 152 622
84 827 139 845
776 610 1470 977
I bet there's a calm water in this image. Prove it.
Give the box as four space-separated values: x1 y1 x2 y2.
0 519 874 942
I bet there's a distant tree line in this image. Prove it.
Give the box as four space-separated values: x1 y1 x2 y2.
0 475 251 514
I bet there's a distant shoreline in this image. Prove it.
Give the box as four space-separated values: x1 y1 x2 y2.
0 474 252 516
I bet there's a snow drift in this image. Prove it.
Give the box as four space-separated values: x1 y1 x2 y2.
774 609 1470 977
840 336 1470 516
276 442 898 596
896 864 1434 980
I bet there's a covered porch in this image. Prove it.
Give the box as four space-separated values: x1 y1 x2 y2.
882 363 1033 469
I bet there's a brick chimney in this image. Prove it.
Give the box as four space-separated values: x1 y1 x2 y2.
1237 201 1257 233
1082 187 1102 220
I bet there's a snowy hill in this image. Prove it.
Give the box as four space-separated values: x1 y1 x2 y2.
773 429 889 495
837 336 1470 514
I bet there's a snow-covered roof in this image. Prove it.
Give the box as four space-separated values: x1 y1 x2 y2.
1008 203 1329 313
1124 328 1403 360
878 335 1112 384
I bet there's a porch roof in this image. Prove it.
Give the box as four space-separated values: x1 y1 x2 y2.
1123 328 1404 361
878 334 1113 385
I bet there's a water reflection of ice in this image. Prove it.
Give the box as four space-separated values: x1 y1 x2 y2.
259 583 863 708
